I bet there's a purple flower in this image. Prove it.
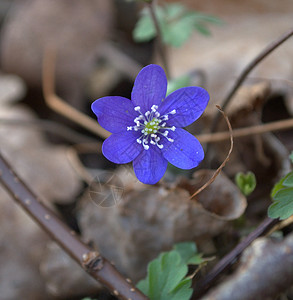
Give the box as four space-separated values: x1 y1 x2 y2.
91 64 209 184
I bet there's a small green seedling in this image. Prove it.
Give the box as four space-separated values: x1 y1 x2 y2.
235 171 256 196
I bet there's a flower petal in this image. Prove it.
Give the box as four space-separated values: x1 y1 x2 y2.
131 64 167 114
91 96 137 133
161 128 204 169
102 132 142 164
133 146 168 184
158 87 209 127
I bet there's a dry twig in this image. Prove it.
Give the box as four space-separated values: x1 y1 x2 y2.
200 232 293 300
198 116 293 143
190 106 233 199
211 27 293 133
191 217 279 299
42 48 110 139
0 151 149 300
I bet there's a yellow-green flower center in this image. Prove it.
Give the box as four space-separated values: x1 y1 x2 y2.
127 105 177 150
144 118 160 134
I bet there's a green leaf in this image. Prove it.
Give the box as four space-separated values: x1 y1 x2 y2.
166 75 191 96
283 172 293 187
174 242 197 264
271 172 293 197
137 241 204 300
268 187 293 220
193 23 211 36
137 250 189 300
163 14 196 47
169 277 193 300
268 170 293 220
133 3 222 47
133 11 157 42
174 241 209 266
235 171 256 196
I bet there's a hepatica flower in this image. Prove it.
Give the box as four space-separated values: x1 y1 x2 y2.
91 64 209 184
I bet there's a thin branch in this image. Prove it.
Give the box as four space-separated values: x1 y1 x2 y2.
2 115 293 145
0 151 149 300
211 27 293 133
190 106 233 199
200 231 293 300
191 217 279 299
197 116 293 143
148 0 170 78
42 48 110 139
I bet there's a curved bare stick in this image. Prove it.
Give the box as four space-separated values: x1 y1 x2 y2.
42 48 110 139
0 152 148 300
190 106 233 199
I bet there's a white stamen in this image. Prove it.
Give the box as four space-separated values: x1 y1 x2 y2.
130 105 177 150
142 138 149 150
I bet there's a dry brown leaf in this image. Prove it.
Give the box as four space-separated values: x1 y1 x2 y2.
0 0 113 109
75 167 246 281
0 105 82 204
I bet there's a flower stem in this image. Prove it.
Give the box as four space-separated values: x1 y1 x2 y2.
147 0 170 78
0 151 149 300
